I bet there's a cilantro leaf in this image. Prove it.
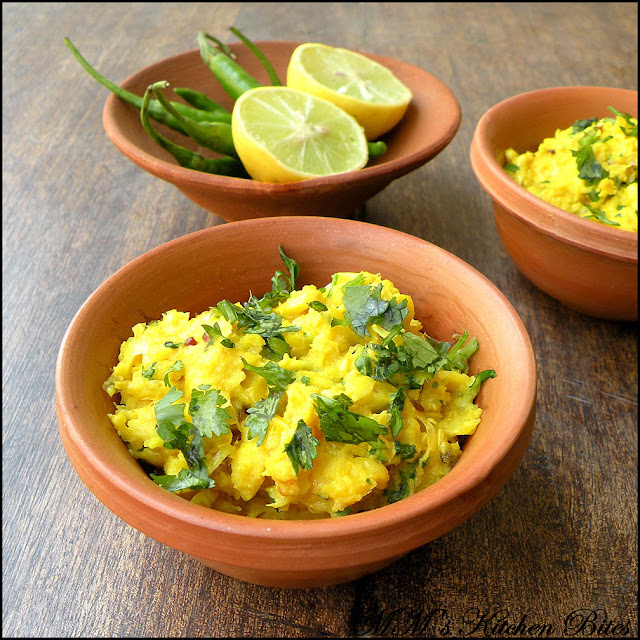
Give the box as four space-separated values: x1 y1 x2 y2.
241 358 295 392
572 117 598 133
308 301 328 312
216 300 240 323
443 331 479 372
388 387 406 438
151 465 214 492
262 335 291 361
402 332 441 369
237 294 300 338
312 393 388 450
154 386 187 437
608 106 638 137
245 389 283 446
394 441 417 460
504 163 519 172
163 359 183 387
152 386 215 492
469 369 497 398
250 246 301 310
284 420 319 474
141 362 157 379
571 139 609 185
356 329 481 387
584 204 620 226
276 245 300 293
188 386 232 437
202 323 225 350
384 462 418 503
342 283 408 338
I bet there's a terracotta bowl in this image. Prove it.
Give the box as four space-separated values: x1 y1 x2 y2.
470 86 638 321
102 41 461 221
55 216 536 588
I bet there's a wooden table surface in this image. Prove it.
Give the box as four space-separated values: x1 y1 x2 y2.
3 2 638 637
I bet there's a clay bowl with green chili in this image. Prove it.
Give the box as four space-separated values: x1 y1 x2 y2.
470 86 637 322
98 41 461 221
56 216 536 587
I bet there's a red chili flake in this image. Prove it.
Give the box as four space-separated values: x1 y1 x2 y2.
185 337 197 346
202 332 210 342
548 149 556 154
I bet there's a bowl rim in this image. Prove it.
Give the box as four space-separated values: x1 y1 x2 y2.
470 85 638 262
56 216 536 544
102 41 461 194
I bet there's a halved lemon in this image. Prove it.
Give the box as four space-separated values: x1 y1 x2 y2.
287 43 413 141
231 86 368 183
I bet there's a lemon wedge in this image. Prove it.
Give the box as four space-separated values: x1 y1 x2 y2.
231 86 368 183
287 43 413 140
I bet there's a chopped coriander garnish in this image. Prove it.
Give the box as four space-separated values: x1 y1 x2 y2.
384 462 417 504
308 300 328 312
188 386 232 437
241 358 295 392
571 143 609 185
584 204 620 226
341 283 408 338
388 387 406 438
469 369 497 398
163 359 183 387
312 393 388 451
284 420 319 474
245 389 283 446
151 386 215 492
608 106 638 137
504 163 519 172
394 441 417 460
141 362 157 379
572 117 598 133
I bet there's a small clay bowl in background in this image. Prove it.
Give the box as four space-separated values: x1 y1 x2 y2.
56 216 536 588
102 41 461 221
470 86 637 322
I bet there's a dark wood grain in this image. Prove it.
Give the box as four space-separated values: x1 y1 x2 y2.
3 2 637 637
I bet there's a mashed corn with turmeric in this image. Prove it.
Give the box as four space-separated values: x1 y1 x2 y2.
104 255 494 519
504 108 638 232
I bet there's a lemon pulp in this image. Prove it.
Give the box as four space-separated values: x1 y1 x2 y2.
287 43 413 140
232 86 368 183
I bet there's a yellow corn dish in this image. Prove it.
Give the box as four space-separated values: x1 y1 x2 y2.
103 252 495 519
504 108 638 232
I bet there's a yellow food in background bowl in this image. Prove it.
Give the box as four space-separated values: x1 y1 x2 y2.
103 249 495 519
504 108 638 232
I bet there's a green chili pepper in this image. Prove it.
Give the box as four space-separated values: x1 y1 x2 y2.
197 31 262 101
151 81 238 158
173 87 228 114
229 26 282 86
64 37 232 127
367 140 387 159
141 83 248 177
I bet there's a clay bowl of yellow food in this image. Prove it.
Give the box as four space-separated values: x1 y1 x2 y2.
55 216 536 588
470 86 637 321
94 40 461 221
